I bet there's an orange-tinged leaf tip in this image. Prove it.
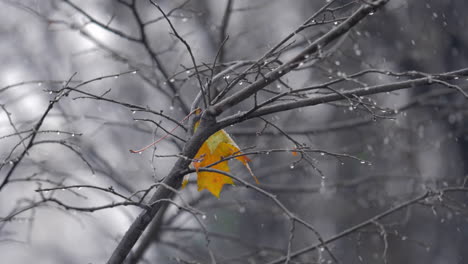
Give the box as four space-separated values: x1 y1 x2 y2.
236 155 251 164
245 163 259 184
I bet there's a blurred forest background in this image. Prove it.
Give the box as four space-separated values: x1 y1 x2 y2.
1 0 468 263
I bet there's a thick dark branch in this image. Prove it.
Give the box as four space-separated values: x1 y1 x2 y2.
106 115 220 264
211 0 340 104
209 0 388 116
219 68 468 126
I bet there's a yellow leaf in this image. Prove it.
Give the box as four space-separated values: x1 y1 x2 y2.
192 121 258 197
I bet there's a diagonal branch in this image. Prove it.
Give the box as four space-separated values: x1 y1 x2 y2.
219 68 468 126
209 0 389 116
0 74 77 190
149 0 207 108
266 187 468 264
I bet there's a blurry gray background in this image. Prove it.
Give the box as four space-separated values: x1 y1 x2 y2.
1 0 467 263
